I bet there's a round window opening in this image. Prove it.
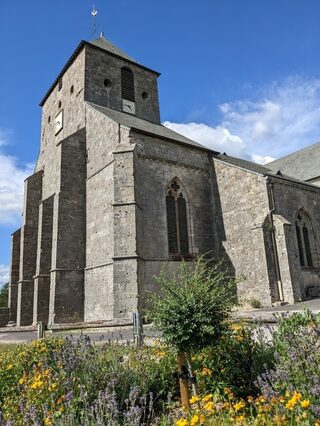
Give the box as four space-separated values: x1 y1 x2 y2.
70 85 74 94
142 91 148 99
104 79 111 88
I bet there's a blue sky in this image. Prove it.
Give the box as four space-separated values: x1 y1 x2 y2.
2 0 320 284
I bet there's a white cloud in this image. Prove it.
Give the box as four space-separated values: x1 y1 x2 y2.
0 131 34 226
163 122 245 157
164 76 320 163
0 264 9 287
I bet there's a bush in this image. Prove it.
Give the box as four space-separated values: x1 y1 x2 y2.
192 322 274 398
256 310 320 417
148 257 238 353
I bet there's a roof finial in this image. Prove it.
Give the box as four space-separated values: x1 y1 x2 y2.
91 4 98 36
100 31 104 38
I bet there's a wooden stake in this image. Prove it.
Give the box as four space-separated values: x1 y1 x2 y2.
178 351 190 408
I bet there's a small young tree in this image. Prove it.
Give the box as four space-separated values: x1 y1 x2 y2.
0 283 9 308
148 256 238 406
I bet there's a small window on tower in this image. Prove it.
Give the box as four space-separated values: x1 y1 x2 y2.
58 78 63 92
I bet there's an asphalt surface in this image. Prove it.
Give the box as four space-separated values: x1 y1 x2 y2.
1 298 319 345
0 325 160 345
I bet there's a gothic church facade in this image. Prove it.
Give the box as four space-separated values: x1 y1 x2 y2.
6 36 320 327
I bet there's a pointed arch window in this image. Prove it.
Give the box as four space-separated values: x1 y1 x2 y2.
166 178 189 255
296 211 315 268
121 67 135 102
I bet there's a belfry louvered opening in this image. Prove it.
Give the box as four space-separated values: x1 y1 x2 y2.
121 67 135 102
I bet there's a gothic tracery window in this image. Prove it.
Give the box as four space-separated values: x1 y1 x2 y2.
296 210 314 268
166 178 189 255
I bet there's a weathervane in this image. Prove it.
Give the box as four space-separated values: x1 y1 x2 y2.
91 4 98 36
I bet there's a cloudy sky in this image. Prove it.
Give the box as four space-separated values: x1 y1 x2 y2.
1 0 320 285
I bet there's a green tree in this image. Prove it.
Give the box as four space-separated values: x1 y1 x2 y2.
148 257 238 405
0 283 9 308
148 256 238 353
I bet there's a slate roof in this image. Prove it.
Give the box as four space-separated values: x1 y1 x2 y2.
40 36 159 106
216 154 273 175
87 102 214 152
267 141 320 182
216 154 320 189
89 35 136 63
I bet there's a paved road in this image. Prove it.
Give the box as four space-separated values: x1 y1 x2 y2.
1 298 319 345
0 325 160 345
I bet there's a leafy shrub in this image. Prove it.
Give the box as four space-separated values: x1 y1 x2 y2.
192 322 274 398
256 309 320 417
148 257 238 353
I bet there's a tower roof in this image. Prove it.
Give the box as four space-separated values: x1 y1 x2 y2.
39 35 160 106
89 34 136 63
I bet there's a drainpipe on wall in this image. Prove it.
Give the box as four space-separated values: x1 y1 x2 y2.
267 178 284 302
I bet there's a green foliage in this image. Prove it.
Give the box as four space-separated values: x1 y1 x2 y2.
148 257 238 352
193 322 274 398
0 337 177 424
257 309 320 413
0 283 8 308
249 298 262 309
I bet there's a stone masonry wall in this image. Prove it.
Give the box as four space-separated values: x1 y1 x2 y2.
270 178 320 299
48 129 86 324
85 45 160 124
84 107 119 321
133 133 218 309
213 159 272 306
16 171 42 326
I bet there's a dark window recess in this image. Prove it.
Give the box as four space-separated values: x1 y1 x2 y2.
58 78 63 91
296 223 305 267
142 91 148 99
166 193 178 254
178 194 189 254
166 180 189 256
303 225 313 267
58 101 62 109
70 85 74 94
121 67 135 101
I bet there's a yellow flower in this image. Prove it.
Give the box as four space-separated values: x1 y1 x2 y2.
190 415 199 426
189 395 200 404
44 418 53 426
176 419 189 426
236 415 245 424
204 401 214 411
247 396 254 403
199 414 206 424
6 364 13 370
233 401 246 412
202 394 213 403
301 399 310 409
59 406 65 413
201 367 213 377
230 324 242 332
18 377 25 385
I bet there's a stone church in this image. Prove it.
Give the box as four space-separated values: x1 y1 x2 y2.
6 35 320 327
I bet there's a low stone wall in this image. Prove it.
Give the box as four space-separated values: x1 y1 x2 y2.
0 308 9 327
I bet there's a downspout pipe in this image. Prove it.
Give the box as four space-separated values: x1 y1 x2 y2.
266 178 284 302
